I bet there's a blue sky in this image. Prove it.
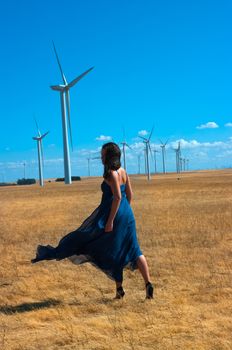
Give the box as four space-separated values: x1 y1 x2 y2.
1 0 232 181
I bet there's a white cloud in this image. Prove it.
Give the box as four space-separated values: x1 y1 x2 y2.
193 151 207 157
95 135 112 141
215 150 232 158
138 130 148 136
77 148 101 157
44 158 63 164
170 138 231 150
196 122 219 129
170 139 200 149
2 161 25 169
130 142 145 151
225 122 232 127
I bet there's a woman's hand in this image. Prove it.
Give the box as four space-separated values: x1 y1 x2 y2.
105 220 113 233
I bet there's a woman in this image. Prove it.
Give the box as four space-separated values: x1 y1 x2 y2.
31 142 154 299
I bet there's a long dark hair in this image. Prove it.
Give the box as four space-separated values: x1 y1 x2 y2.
102 142 121 180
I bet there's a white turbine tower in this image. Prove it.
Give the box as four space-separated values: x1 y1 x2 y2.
32 120 49 187
22 161 26 179
173 141 181 174
86 154 101 177
183 158 186 171
159 139 169 174
138 127 154 180
179 157 183 172
137 154 141 174
120 128 132 171
153 149 159 174
51 41 94 184
144 148 147 174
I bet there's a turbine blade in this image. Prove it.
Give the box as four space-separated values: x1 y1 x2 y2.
65 90 73 151
138 135 147 141
148 125 154 141
159 139 163 145
34 117 41 137
125 143 132 150
148 142 154 160
52 41 67 85
164 138 169 146
68 67 94 88
41 131 49 139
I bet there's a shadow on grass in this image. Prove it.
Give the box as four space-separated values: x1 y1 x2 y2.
0 298 62 315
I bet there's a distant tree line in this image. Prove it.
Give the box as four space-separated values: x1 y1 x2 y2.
55 176 81 182
17 178 36 185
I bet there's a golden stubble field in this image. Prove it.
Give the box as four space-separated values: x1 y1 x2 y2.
0 170 231 350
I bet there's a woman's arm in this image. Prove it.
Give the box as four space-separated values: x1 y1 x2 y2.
105 170 121 232
125 172 133 204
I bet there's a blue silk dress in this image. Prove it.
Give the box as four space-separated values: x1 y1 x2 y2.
31 172 143 282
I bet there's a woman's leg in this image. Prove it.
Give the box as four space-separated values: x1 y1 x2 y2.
116 281 122 289
114 270 125 298
136 255 154 298
136 255 151 284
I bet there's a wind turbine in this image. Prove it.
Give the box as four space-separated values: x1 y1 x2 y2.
120 128 132 171
86 154 101 177
153 149 159 174
51 41 94 184
144 148 147 175
159 139 169 174
137 154 141 174
138 126 154 180
183 158 186 171
173 141 181 174
179 157 183 172
32 120 49 187
22 162 26 179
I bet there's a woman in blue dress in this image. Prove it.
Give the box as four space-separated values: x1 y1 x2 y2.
31 142 153 299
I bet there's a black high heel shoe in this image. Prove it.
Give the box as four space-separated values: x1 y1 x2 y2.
115 286 125 299
31 244 55 264
146 282 154 299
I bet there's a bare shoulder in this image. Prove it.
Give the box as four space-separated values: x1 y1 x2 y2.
118 167 127 184
109 169 118 180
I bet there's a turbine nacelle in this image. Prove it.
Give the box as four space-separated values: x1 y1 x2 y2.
32 131 49 141
50 85 66 91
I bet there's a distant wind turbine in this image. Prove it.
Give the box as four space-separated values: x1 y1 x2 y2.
137 154 141 174
179 157 183 172
22 162 26 179
144 148 147 174
86 154 101 177
159 139 169 174
32 119 49 186
153 149 159 174
173 141 181 174
139 126 154 180
120 127 132 171
183 158 186 171
51 41 94 184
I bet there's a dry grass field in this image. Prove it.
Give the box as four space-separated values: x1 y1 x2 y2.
0 170 231 350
